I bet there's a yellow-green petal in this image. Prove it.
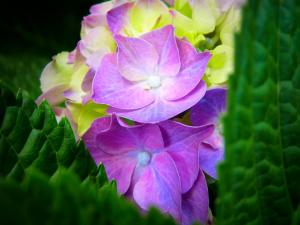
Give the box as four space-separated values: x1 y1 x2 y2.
67 102 108 136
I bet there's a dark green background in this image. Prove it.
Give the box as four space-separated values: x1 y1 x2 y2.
0 0 100 98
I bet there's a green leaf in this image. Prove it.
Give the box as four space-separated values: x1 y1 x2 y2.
217 0 300 225
0 84 177 225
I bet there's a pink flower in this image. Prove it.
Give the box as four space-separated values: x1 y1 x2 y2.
83 115 215 225
92 25 211 123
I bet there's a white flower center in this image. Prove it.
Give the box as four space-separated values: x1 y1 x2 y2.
137 151 151 166
147 76 161 89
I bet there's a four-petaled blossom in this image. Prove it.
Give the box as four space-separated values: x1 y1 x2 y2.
92 25 211 123
191 88 226 178
83 115 215 225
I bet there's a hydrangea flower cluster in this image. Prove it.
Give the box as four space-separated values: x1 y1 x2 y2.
38 0 243 224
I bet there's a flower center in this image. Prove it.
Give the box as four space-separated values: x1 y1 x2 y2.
137 151 151 166
147 75 161 89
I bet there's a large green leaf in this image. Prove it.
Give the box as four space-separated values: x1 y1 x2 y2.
0 84 177 225
217 0 300 225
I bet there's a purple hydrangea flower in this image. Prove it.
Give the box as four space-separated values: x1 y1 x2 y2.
83 115 214 224
92 25 211 123
190 88 226 178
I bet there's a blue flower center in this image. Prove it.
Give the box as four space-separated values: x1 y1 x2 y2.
137 151 151 166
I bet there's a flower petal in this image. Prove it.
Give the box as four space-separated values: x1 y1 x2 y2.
115 34 159 81
108 80 207 123
141 25 180 77
159 120 214 192
128 0 169 35
107 2 134 34
190 0 219 34
83 116 137 194
182 170 209 225
92 54 155 110
103 154 137 194
83 116 114 163
199 142 224 179
158 119 213 147
190 88 227 126
96 117 164 155
161 40 211 100
133 152 182 221
40 54 72 91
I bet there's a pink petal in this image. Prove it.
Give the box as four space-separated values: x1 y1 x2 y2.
133 152 182 221
102 154 137 194
129 124 165 151
96 116 164 155
90 1 114 14
92 54 155 110
141 25 180 77
36 85 67 106
115 35 159 81
83 116 114 163
107 2 134 34
162 122 214 193
82 14 107 29
83 116 137 194
161 40 211 101
158 120 213 147
108 80 207 123
182 170 209 225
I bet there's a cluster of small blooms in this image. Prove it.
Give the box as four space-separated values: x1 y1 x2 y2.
38 0 243 224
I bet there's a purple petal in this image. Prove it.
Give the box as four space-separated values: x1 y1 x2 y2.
141 25 180 77
158 120 213 147
190 88 227 126
161 40 211 101
83 116 113 162
82 69 95 92
102 154 137 194
159 120 214 192
92 54 155 110
96 117 138 155
107 2 134 34
203 129 224 150
108 80 207 123
182 170 209 225
83 116 137 194
115 35 159 81
133 152 182 221
199 142 224 179
96 116 164 155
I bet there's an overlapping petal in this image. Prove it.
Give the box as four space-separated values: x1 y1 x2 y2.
115 35 159 81
182 170 209 225
159 120 214 192
92 54 155 110
161 40 211 100
108 80 207 123
133 152 182 221
141 25 181 77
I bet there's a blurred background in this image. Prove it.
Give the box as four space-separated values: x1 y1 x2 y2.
0 0 100 98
